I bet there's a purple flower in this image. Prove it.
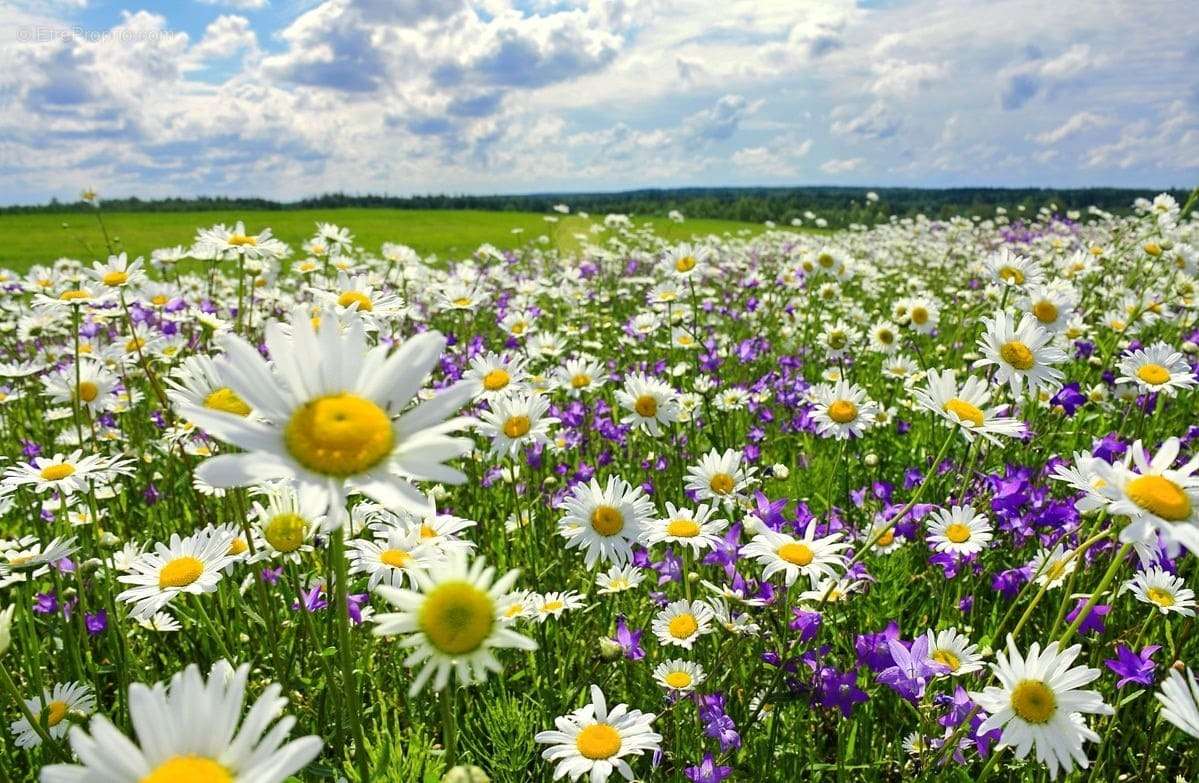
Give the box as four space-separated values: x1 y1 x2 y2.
855 622 900 672
685 753 733 783
1050 383 1086 415
85 610 107 636
789 609 822 642
612 616 645 661
1105 644 1159 688
815 667 868 717
877 636 948 702
1065 599 1110 636
34 592 58 614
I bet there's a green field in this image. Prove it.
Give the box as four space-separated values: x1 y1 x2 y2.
0 208 788 271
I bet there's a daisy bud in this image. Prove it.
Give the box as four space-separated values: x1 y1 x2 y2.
771 463 790 479
442 766 490 783
598 637 623 660
1183 341 1197 354
864 454 879 467
542 475 558 488
0 605 13 656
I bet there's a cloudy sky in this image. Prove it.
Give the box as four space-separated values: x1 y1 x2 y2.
0 0 1196 204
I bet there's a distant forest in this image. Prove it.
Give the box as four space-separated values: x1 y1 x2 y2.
2 186 1192 228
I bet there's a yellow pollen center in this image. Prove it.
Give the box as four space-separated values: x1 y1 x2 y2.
1045 560 1067 581
228 235 257 246
878 329 894 343
379 548 410 568
264 513 306 553
1136 364 1171 386
503 415 531 439
542 600 564 612
634 394 658 417
709 472 735 495
817 252 835 268
576 723 622 760
152 294 169 306
125 337 145 353
418 581 495 655
203 387 251 417
875 528 895 547
419 524 437 539
337 291 373 312
1010 680 1056 724
999 266 1025 285
591 505 624 536
77 381 99 402
828 399 858 423
668 613 698 639
159 556 203 589
483 369 511 392
944 398 984 427
778 542 814 566
60 289 90 301
43 700 69 727
571 373 592 389
945 523 972 543
675 256 697 273
40 463 76 481
999 340 1035 370
1032 301 1059 324
227 538 247 556
452 297 472 307
141 755 232 783
102 271 128 286
664 671 692 689
667 519 701 538
932 650 960 672
284 393 395 477
911 307 929 325
1126 475 1192 521
1146 586 1175 607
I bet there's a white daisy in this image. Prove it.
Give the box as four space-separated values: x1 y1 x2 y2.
465 352 527 400
912 369 1025 444
615 372 680 435
924 628 985 676
10 682 95 748
1157 666 1199 739
116 530 237 619
925 505 993 556
348 526 443 590
557 476 654 568
595 564 646 595
684 448 756 509
641 503 727 553
1125 567 1196 616
651 599 715 650
1095 437 1199 556
740 526 849 587
653 660 706 694
477 392 558 457
1028 543 1076 590
534 685 661 783
1116 342 1197 397
974 310 1066 397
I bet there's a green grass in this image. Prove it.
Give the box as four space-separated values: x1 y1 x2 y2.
0 208 790 271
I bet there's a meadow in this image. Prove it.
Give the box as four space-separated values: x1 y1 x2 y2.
0 196 1198 782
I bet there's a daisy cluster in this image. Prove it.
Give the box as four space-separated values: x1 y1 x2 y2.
0 194 1198 781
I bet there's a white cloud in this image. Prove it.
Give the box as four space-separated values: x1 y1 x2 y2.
197 0 269 10
1030 111 1110 145
820 157 864 174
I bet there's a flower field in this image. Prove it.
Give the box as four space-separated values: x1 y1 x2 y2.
1 195 1199 782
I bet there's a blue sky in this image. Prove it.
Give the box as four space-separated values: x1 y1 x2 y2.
0 0 1196 204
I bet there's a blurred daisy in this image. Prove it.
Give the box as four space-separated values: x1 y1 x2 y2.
986 248 1043 288
925 505 993 556
249 483 327 561
653 660 706 694
1157 667 1199 739
10 682 94 748
652 599 715 650
741 527 849 587
555 357 606 397
1028 543 1076 590
137 611 182 633
40 360 117 415
1116 342 1197 396
974 310 1065 396
534 685 661 783
2 451 132 497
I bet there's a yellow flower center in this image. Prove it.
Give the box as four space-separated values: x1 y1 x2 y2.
1136 363 1171 386
1010 679 1056 724
43 700 69 727
875 528 895 547
945 523 972 544
910 306 929 325
483 369 511 391
709 472 735 495
999 340 1035 370
510 322 526 335
284 393 395 477
379 548 410 568
40 463 76 481
60 289 90 301
828 399 858 423
159 556 204 589
664 671 692 689
141 755 232 783
932 649 960 672
944 398 984 427
125 337 145 353
1045 560 1067 581
418 581 495 655
634 394 658 417
998 266 1025 285
1032 301 1059 324
102 271 128 286
570 373 592 389
817 252 835 269
668 613 698 639
1126 475 1191 521
778 542 814 566
228 234 257 247
264 513 306 553
667 519 701 538
227 538 247 556
827 332 848 350
878 329 894 344
452 297 472 308
591 505 624 536
541 600 564 612
502 415 531 439
419 523 437 539
576 723 622 760
675 255 697 273
1146 586 1175 607
337 291 373 312
203 387 251 417
1143 242 1162 257
77 381 99 402
152 294 170 306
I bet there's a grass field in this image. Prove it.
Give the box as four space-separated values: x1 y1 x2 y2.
0 208 788 271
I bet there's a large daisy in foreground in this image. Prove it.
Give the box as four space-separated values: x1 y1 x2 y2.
535 685 661 783
184 307 474 518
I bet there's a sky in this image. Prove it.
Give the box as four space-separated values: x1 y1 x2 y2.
0 0 1196 205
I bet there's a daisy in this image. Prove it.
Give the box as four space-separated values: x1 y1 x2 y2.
10 682 95 748
1022 281 1077 333
974 310 1066 397
499 308 537 338
557 476 654 568
136 611 182 633
2 451 133 497
684 448 756 509
741 527 849 587
183 307 475 519
1095 437 1199 555
315 272 407 327
653 660 706 694
349 526 442 590
897 295 940 334
710 597 760 636
1125 567 1196 616
641 503 727 553
532 590 586 622
595 564 646 595
615 373 679 435
869 320 902 354
247 484 327 562
476 392 558 457
1049 451 1112 513
665 243 709 278
554 357 606 397
809 381 879 440
116 530 237 619
465 352 527 400
166 354 253 418
1116 342 1197 396
651 599 715 649
1157 667 1199 739
970 636 1112 780
986 248 1044 288
924 628 984 676
1028 543 1076 590
89 252 146 289
913 369 1025 444
40 360 118 415
373 551 538 695
40 661 322 783
534 685 661 783
925 505 993 556
192 221 284 261
2 536 78 574
862 517 905 554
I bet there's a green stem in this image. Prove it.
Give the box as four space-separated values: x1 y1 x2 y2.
1058 542 1132 646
